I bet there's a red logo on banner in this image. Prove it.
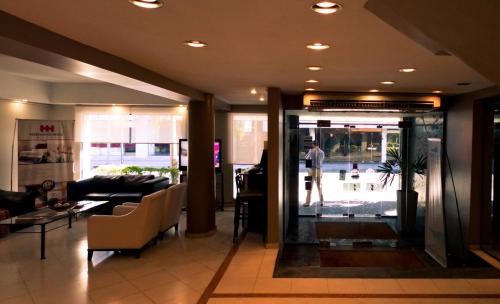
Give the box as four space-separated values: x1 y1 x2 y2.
39 125 55 132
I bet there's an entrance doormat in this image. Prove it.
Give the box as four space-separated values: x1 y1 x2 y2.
274 244 500 278
315 221 397 240
319 248 425 268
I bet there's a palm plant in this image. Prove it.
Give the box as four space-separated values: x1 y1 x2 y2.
377 148 427 191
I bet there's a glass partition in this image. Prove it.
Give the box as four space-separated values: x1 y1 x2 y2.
284 110 444 244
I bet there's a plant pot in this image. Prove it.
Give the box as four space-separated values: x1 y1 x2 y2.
396 189 418 236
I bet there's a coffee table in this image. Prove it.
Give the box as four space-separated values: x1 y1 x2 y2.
0 200 110 259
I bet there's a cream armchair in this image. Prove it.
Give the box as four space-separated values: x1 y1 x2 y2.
159 183 187 238
87 189 167 260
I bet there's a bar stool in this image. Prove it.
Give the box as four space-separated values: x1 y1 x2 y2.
233 169 264 243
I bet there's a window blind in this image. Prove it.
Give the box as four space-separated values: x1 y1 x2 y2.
229 113 268 164
75 106 187 143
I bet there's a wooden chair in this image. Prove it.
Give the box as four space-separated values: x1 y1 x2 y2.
233 169 264 243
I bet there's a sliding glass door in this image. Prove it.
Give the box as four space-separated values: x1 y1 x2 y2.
297 119 400 218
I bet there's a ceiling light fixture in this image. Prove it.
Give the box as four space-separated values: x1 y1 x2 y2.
184 40 208 48
259 96 265 102
399 68 416 73
305 88 316 91
369 89 379 93
13 99 28 104
306 80 319 83
129 0 163 9
250 88 257 95
306 43 330 50
380 81 395 85
433 90 443 94
306 66 323 71
311 2 342 15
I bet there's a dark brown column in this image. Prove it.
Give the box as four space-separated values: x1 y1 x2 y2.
266 87 283 246
186 94 216 237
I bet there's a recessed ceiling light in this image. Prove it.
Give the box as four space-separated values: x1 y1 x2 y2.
369 89 379 93
433 90 443 94
259 96 265 102
380 81 395 85
306 66 323 71
13 99 28 104
250 88 257 95
306 80 319 83
311 2 342 15
306 43 330 50
184 40 208 48
112 104 117 106
305 88 316 91
399 68 416 73
129 0 163 9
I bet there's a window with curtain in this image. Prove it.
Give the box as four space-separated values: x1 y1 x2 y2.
75 106 187 178
229 113 268 164
75 106 186 144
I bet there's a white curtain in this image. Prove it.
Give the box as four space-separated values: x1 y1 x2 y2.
75 106 187 143
229 113 268 164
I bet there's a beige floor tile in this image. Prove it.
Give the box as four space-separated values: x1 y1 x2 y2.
143 280 198 303
178 269 215 292
167 261 212 279
127 269 177 291
117 262 166 280
0 295 35 304
199 253 227 271
396 279 440 294
362 279 404 294
215 275 257 294
327 279 367 294
253 278 292 293
85 270 126 291
290 278 329 293
432 279 476 294
107 293 153 304
88 281 139 304
257 256 277 278
0 282 30 301
207 299 246 304
466 279 500 294
223 264 260 279
32 290 93 304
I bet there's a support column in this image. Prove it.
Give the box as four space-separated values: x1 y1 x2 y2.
186 94 216 237
267 87 283 247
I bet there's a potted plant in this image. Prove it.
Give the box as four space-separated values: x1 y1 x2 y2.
377 148 426 236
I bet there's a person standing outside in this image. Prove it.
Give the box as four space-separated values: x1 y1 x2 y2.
305 141 325 206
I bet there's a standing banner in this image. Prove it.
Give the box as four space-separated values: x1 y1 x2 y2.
425 138 447 267
17 120 75 205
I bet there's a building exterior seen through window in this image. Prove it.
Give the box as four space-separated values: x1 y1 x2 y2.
82 143 178 178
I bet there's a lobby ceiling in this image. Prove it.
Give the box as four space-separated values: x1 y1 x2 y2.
0 54 100 83
0 0 493 104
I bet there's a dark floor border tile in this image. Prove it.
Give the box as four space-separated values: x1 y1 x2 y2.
211 293 500 299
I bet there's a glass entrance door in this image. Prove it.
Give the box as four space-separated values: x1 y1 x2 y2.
298 121 400 217
485 111 500 260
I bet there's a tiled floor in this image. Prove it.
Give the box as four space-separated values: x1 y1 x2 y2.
0 210 234 304
2 209 500 304
210 234 500 304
